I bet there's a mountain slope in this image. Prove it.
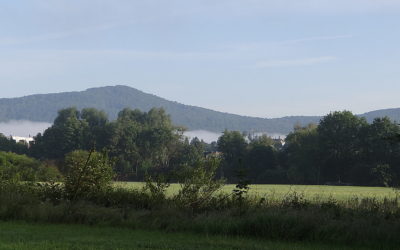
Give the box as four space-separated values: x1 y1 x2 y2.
0 85 398 134
361 108 400 123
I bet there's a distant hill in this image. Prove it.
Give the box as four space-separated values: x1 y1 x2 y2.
360 108 400 123
0 85 398 135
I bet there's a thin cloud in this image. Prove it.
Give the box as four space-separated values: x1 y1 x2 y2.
227 34 353 52
0 49 229 61
255 56 336 68
0 23 120 46
282 35 354 44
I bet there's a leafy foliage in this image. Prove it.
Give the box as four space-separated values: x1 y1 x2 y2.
217 130 248 180
110 107 183 180
174 156 224 211
282 111 400 186
0 134 29 155
232 168 250 201
64 150 114 200
30 107 183 181
8 107 400 187
0 151 61 181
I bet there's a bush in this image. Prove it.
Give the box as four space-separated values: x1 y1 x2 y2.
173 157 224 212
64 150 114 200
0 151 62 181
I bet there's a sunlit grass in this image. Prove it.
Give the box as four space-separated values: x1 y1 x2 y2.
114 182 398 201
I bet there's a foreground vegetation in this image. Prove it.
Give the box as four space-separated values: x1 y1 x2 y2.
0 221 371 250
1 178 399 249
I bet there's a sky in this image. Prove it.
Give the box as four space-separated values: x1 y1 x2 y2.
0 0 399 118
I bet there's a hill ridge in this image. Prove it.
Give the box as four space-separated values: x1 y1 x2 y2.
0 85 398 134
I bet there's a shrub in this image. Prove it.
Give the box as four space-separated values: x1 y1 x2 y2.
64 150 114 200
0 151 62 181
281 191 309 209
141 174 169 208
37 181 64 205
173 156 224 212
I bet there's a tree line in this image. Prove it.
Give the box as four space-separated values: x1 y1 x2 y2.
0 107 399 186
218 111 400 186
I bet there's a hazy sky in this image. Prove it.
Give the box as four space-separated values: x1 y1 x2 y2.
0 1 399 118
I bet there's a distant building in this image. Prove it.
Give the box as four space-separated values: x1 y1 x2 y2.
272 137 285 146
10 136 34 145
204 151 222 159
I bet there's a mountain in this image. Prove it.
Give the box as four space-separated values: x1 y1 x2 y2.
0 85 398 135
360 108 400 123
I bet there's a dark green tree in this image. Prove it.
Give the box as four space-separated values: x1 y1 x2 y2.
283 124 320 184
31 108 88 159
0 134 29 155
246 135 278 183
360 117 400 185
109 108 183 180
317 111 368 184
170 137 205 170
81 108 111 150
217 130 248 181
31 107 111 159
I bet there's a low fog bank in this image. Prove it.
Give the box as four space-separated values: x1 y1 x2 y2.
184 130 286 144
184 130 222 143
0 121 286 143
0 120 52 137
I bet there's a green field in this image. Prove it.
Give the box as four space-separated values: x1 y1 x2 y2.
0 221 373 250
115 182 398 201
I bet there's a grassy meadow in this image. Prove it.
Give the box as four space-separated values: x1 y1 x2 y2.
115 182 398 201
0 221 375 250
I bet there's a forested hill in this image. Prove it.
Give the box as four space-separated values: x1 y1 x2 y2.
0 85 398 134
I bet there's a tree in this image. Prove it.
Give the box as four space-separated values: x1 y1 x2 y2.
80 108 111 150
31 107 111 159
109 108 183 180
317 111 368 184
361 117 400 185
109 110 141 179
31 108 88 159
283 124 320 184
364 117 400 163
169 137 205 170
217 130 248 181
246 135 278 183
0 134 29 155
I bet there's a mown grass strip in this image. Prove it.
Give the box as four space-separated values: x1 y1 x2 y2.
0 221 372 250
